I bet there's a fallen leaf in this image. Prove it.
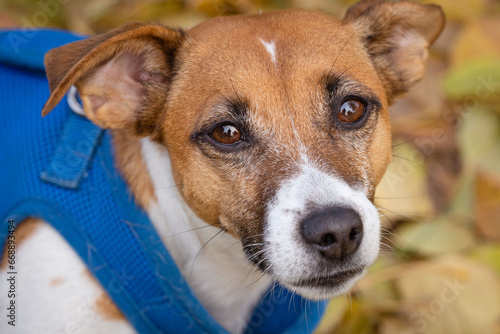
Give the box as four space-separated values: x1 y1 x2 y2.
444 59 500 101
422 0 485 22
470 244 500 277
457 107 500 170
474 170 500 241
333 299 377 334
377 317 411 334
375 143 434 228
396 217 476 256
315 297 350 334
449 19 500 69
396 255 500 334
188 0 257 16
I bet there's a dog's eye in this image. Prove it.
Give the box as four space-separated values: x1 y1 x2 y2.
211 124 242 145
338 99 365 123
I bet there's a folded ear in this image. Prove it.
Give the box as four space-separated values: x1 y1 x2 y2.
344 0 445 99
42 23 186 136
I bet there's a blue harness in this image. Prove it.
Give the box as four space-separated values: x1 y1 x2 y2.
0 29 327 334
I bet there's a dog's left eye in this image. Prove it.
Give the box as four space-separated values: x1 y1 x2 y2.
211 124 242 145
338 99 365 123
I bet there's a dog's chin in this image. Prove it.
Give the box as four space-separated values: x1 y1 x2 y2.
278 267 366 300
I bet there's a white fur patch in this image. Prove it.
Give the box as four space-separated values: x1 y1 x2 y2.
0 222 134 334
259 39 277 67
140 138 271 334
264 159 380 299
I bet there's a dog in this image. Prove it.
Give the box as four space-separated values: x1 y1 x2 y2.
0 0 444 333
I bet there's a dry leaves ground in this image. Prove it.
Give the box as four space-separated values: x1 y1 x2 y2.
1 0 499 333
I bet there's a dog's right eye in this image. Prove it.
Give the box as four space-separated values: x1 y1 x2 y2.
338 99 365 123
211 124 242 145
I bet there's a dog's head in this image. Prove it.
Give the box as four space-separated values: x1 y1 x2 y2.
42 0 444 299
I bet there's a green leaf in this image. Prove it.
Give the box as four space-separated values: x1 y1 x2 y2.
444 58 500 101
396 217 476 256
457 107 500 169
470 244 500 276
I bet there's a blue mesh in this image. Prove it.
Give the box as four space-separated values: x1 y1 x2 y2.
0 29 327 334
0 61 158 300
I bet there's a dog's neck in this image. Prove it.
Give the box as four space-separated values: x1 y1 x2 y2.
112 131 271 333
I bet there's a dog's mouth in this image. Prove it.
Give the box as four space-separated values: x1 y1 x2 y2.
286 267 365 289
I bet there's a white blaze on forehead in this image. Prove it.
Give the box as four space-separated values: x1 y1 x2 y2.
259 39 277 66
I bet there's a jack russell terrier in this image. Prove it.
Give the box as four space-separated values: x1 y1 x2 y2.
0 0 444 333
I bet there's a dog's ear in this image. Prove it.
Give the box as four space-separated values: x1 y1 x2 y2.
42 23 185 136
344 0 445 99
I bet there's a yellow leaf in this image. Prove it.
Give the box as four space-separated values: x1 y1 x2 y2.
457 107 499 169
375 143 434 227
422 0 484 22
471 244 500 276
315 297 350 334
396 255 500 334
450 19 500 69
378 317 410 334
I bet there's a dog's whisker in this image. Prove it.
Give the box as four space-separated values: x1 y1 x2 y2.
245 254 269 279
381 228 409 245
241 242 264 248
391 138 419 148
379 237 408 258
243 249 267 265
221 239 242 251
157 183 183 191
240 233 265 243
243 243 265 260
375 204 431 224
380 235 398 247
166 222 221 239
392 153 425 167
328 31 355 76
352 285 360 300
242 271 268 290
189 229 225 278
374 193 427 200
379 241 395 251
220 232 265 252
259 280 279 304
348 291 353 317
336 61 370 78
380 213 398 229
380 230 411 258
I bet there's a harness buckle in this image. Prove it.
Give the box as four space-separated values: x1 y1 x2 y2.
67 85 86 117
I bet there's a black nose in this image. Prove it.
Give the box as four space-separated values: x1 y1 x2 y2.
300 207 363 261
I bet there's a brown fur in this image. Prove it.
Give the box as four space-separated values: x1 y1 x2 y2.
112 130 156 209
41 0 444 270
82 270 126 321
94 292 126 321
344 0 445 99
49 277 64 286
42 23 185 138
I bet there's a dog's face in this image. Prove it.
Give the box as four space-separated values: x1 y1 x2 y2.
164 12 391 298
42 1 444 299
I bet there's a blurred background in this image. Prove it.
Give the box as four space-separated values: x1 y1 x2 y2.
1 0 499 333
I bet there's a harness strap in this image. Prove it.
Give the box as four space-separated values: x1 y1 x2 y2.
40 111 103 189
